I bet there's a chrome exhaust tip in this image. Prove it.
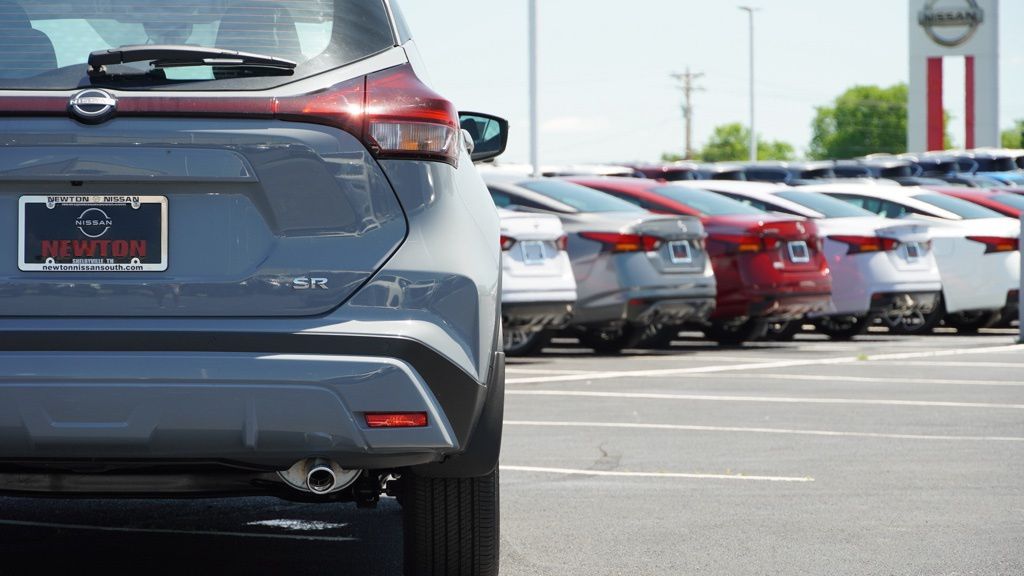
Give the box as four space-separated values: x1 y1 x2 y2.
277 459 361 495
306 461 337 494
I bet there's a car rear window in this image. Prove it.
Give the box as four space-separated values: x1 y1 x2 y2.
912 193 1004 220
991 193 1024 211
774 191 877 218
653 186 766 217
518 180 645 213
0 0 395 90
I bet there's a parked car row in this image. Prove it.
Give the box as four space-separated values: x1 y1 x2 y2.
484 164 1021 354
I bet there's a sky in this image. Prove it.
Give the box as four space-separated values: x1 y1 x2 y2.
399 0 1024 165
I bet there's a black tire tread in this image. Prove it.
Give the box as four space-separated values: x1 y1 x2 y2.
403 470 499 576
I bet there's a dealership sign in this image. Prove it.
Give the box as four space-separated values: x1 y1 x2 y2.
918 0 984 47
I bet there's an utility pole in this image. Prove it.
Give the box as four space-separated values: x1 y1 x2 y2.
528 0 540 177
671 69 705 160
739 6 759 162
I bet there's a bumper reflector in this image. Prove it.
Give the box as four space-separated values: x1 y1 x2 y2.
365 412 429 428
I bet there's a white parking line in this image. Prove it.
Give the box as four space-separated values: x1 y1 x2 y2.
0 518 357 542
500 465 814 483
505 343 1024 385
868 361 1024 369
505 420 1024 442
506 390 1024 410
505 368 598 375
671 373 1024 387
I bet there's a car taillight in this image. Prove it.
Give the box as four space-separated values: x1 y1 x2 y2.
715 234 781 254
556 235 569 251
967 236 1019 254
830 235 901 255
365 412 429 428
579 232 662 253
275 64 460 166
500 235 517 251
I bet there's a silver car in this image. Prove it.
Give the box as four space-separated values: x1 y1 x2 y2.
486 175 717 352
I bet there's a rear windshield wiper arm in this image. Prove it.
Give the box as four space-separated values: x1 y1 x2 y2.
88 45 297 77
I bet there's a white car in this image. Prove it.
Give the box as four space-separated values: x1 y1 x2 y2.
685 181 943 338
498 209 578 355
797 183 1020 332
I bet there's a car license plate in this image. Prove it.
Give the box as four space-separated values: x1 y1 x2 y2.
668 240 693 264
19 195 168 272
521 240 546 265
787 241 810 263
905 242 921 260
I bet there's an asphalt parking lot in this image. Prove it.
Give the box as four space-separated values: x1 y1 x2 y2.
0 329 1022 575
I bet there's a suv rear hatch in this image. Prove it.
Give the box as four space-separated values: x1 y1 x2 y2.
0 1 465 318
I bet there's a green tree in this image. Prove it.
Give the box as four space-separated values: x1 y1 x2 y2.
809 84 909 159
1002 120 1024 148
696 123 795 163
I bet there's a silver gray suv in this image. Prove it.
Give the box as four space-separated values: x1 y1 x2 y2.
0 1 504 574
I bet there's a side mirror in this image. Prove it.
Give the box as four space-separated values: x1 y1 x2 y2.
459 112 509 163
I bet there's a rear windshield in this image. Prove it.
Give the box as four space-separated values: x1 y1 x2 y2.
991 193 1024 211
0 0 395 90
912 193 1005 220
518 180 644 213
774 191 877 218
653 186 766 216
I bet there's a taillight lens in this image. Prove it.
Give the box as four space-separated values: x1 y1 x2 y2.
830 235 901 255
967 236 1019 254
365 412 429 428
275 64 460 166
556 235 569 251
715 234 780 254
500 235 517 251
579 232 663 253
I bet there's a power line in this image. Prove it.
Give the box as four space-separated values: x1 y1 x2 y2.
670 68 706 159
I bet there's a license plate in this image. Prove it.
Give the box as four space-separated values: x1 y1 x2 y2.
905 242 921 260
787 241 810 263
521 240 546 265
668 240 693 264
19 195 168 272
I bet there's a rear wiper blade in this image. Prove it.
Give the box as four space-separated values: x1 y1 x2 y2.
88 45 297 77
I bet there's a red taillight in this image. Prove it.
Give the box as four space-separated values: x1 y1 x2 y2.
556 235 569 251
830 235 900 255
275 64 460 166
579 232 662 253
967 236 1019 254
715 234 778 254
365 412 429 428
363 65 460 165
500 235 517 251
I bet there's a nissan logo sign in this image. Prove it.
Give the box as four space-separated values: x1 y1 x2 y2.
918 0 984 47
68 88 118 124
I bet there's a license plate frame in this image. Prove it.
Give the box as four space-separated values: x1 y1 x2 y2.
520 240 547 266
668 240 693 264
905 242 921 261
18 195 168 272
787 241 811 264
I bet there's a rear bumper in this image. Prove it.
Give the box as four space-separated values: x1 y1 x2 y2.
746 292 832 321
572 283 717 329
0 331 496 474
502 300 574 330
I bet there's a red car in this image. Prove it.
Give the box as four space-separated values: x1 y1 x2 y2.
568 178 833 344
927 187 1024 218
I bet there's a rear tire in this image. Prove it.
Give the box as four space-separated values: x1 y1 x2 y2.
703 319 768 347
815 315 869 341
576 326 638 354
502 328 549 357
402 469 500 576
943 310 1000 333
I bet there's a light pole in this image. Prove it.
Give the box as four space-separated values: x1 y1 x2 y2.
529 0 540 177
739 6 758 162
